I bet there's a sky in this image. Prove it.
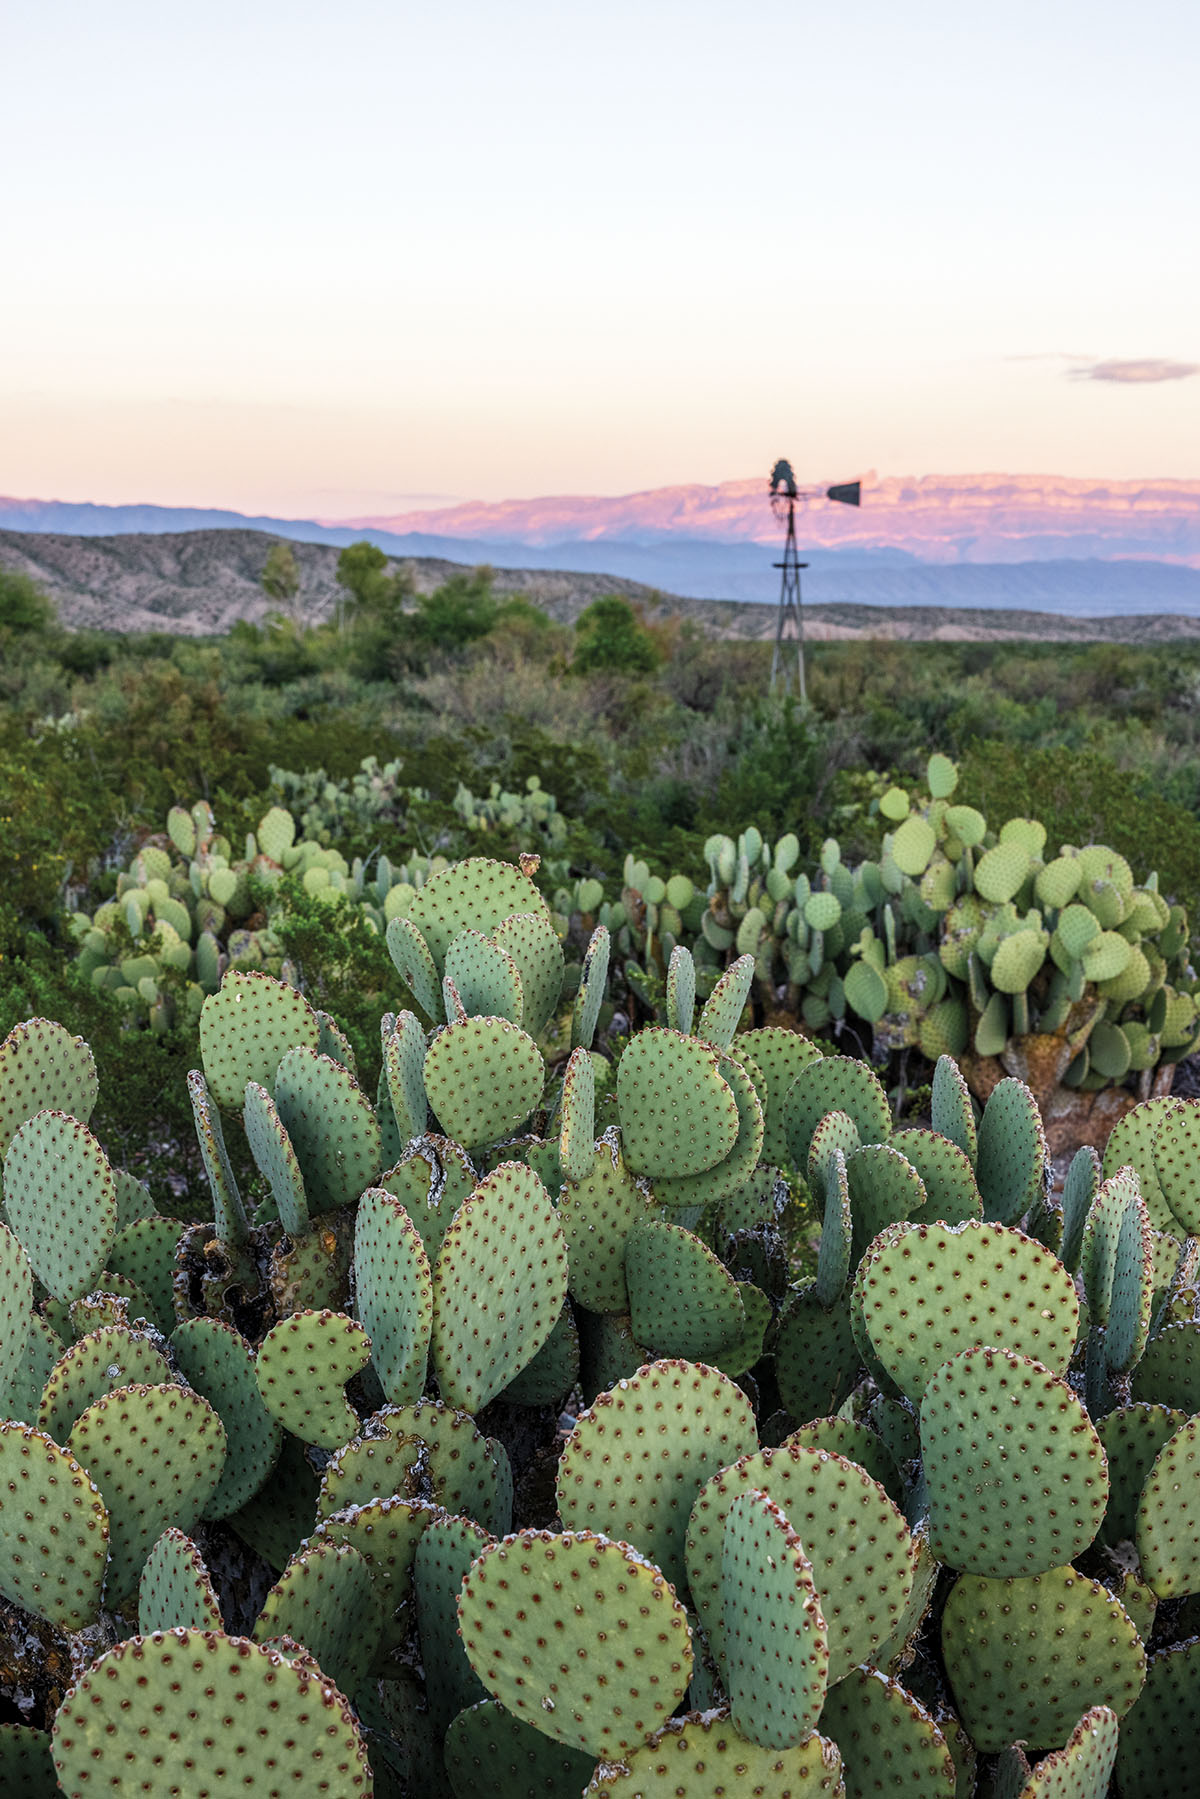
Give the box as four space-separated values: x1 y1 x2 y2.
3 0 1198 515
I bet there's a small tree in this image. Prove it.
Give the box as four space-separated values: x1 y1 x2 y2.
260 543 301 621
0 568 56 635
335 541 393 628
572 596 663 675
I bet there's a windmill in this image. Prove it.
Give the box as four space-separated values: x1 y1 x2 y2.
768 460 862 699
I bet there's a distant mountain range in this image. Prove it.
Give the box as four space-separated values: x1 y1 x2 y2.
2 472 1200 616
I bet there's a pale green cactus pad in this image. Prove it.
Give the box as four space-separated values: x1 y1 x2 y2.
845 1143 927 1264
889 1128 982 1225
666 942 696 1036
0 1221 32 1399
696 952 755 1048
457 1528 693 1760
782 1417 904 1511
502 1299 580 1405
111 1167 156 1232
274 1045 381 1214
737 1027 823 1165
106 1215 186 1334
1105 1182 1155 1374
414 1513 493 1733
244 1078 310 1235
1135 1413 1200 1596
407 856 549 973
856 1220 1079 1402
444 928 525 1025
342 1399 511 1532
254 1538 382 1694
1060 1145 1101 1273
1096 1404 1187 1546
558 1132 654 1313
379 1134 478 1264
0 1017 98 1159
1150 1097 1200 1232
383 1010 429 1144
2 1313 63 1427
559 1045 595 1181
386 913 442 1017
432 1161 567 1414
625 1218 746 1364
774 1285 861 1424
652 1050 765 1211
787 1056 891 1173
571 922 611 1050
583 1711 845 1796
317 1421 422 1520
138 1526 223 1633
1129 1320 1200 1410
50 1631 372 1797
0 1720 58 1794
423 1015 545 1148
69 1381 227 1605
930 1054 977 1165
1080 1168 1139 1325
171 1315 284 1519
198 969 319 1111
444 1698 595 1799
493 910 564 1039
354 1186 433 1406
316 1493 441 1660
255 1308 371 1449
0 1420 109 1629
808 1109 862 1199
1102 1097 1180 1233
187 1068 247 1243
814 1151 852 1305
976 1077 1047 1224
686 1442 917 1684
37 1323 172 1446
941 1566 1146 1752
723 1487 830 1748
556 1359 757 1594
819 1665 956 1797
1114 1638 1200 1799
617 1028 740 1178
4 1109 117 1302
921 1347 1107 1577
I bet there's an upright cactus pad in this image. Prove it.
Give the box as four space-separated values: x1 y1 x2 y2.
4 1110 117 1303
138 1526 223 1633
316 1493 441 1658
722 1487 830 1747
558 1133 653 1313
976 1077 1047 1224
0 1221 32 1401
814 1151 852 1306
254 1538 382 1695
556 1359 757 1594
1114 1638 1200 1799
652 1050 765 1211
198 970 319 1111
1129 1319 1200 1410
666 942 696 1036
774 1284 861 1424
617 1028 740 1178
818 1666 956 1797
0 1421 109 1629
571 922 611 1050
243 1079 309 1235
583 1712 845 1797
386 913 442 1017
1135 1413 1200 1596
444 928 525 1026
845 1143 927 1264
736 1027 823 1166
407 856 549 972
889 1128 982 1225
696 953 755 1048
383 1009 429 1143
808 1109 862 1196
1060 1145 1101 1272
457 1529 694 1760
444 1698 595 1799
255 1309 371 1449
558 1045 595 1181
187 1069 247 1244
354 1187 434 1406
493 910 564 1039
1001 1704 1119 1797
625 1219 746 1364
274 1046 381 1214
0 1017 98 1158
1103 1098 1181 1231
50 1631 372 1796
37 1324 172 1446
786 1058 892 1170
1150 1098 1200 1232
423 1015 545 1148
171 1316 284 1519
930 1055 978 1165
414 1513 493 1733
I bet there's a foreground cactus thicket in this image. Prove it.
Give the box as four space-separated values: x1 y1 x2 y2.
3 853 1198 1796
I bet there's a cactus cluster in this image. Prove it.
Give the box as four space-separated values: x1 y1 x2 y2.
6 854 1199 1794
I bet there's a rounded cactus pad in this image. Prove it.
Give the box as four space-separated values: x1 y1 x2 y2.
432 1161 567 1415
4 1109 117 1303
444 1698 596 1799
921 1347 1108 1577
383 1010 429 1144
559 1132 654 1313
652 1049 765 1211
930 1054 978 1166
782 1417 904 1511
503 1298 580 1405
69 1382 227 1606
686 1442 917 1684
722 1488 830 1748
774 1284 861 1424
807 1109 862 1199
845 1143 927 1266
1002 1704 1119 1797
941 1566 1146 1753
1114 1638 1200 1799
457 1528 693 1760
556 1359 757 1596
316 1493 442 1660
0 1220 33 1396
1135 1413 1200 1596
255 1309 371 1449
0 1720 58 1794
1060 1145 1101 1273
1150 1097 1200 1233
493 910 564 1040
818 1666 956 1797
423 1015 545 1148
243 1078 309 1235
785 1057 892 1172
407 856 549 974
625 1219 746 1364
976 1077 1047 1225
617 1028 740 1179
354 1187 433 1406
37 1324 172 1446
187 1069 248 1244
379 1133 478 1265
198 969 319 1111
138 1527 223 1633
559 1045 595 1182
584 1711 845 1797
571 922 611 1051
1097 1403 1187 1546
445 927 525 1025
0 1421 109 1629
856 1220 1079 1403
106 1215 185 1334
889 1127 982 1225
414 1513 492 1733
170 1316 283 1519
4 1312 62 1428
386 913 442 1017
50 1630 372 1796
317 1419 422 1521
0 1017 98 1159
274 1046 381 1215
736 1027 823 1166
696 953 755 1048
254 1538 382 1695
1103 1097 1181 1233
1129 1320 1200 1411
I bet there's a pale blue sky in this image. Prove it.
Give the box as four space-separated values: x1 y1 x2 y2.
3 1 1198 511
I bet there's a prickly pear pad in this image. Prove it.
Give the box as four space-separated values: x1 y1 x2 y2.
457 1529 693 1759
503 1299 579 1405
930 1053 977 1165
556 1360 758 1594
348 1398 510 1531
50 1630 373 1797
4 1110 116 1303
814 1151 852 1305
1106 1182 1155 1373
407 856 549 973
383 1010 428 1143
697 952 755 1048
686 1443 917 1684
0 1222 32 1398
1097 1403 1187 1546
493 910 564 1039
187 1068 248 1243
0 1719 58 1792
782 1417 904 1511
856 1220 1079 1403
571 922 610 1051
254 1538 382 1695
444 927 525 1025
941 1566 1146 1753
786 1057 892 1171
444 1697 596 1798
316 1493 442 1657
921 1347 1108 1577
1129 1319 1200 1411
774 1284 861 1424
386 913 441 1017
414 1514 492 1734
106 1215 185 1335
976 1077 1047 1225
0 1421 109 1629
138 1527 223 1633
846 1144 927 1265
559 1045 595 1181
1151 1097 1200 1232
722 1488 830 1748
37 1324 172 1446
1060 1145 1101 1273
558 1132 654 1313
1103 1098 1180 1233
818 1666 956 1797
583 1710 846 1797
243 1079 309 1235
255 1309 371 1450
652 1050 765 1210
274 1046 381 1215
1135 1414 1200 1596
665 942 696 1036
0 1018 98 1160
625 1219 746 1364
170 1316 283 1519
808 1109 862 1201
432 1161 566 1414
198 969 319 1111
617 1027 740 1179
737 1027 823 1166
423 1015 545 1148
1007 1703 1119 1797
889 1128 982 1225
354 1187 433 1406
1114 1638 1200 1799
